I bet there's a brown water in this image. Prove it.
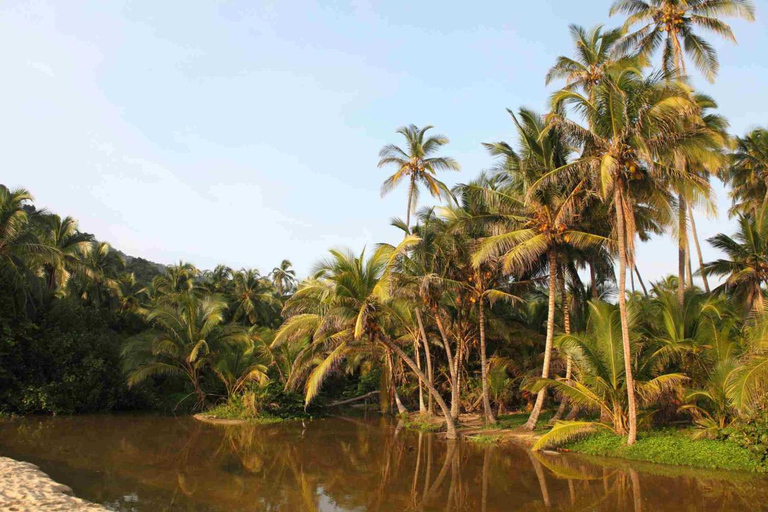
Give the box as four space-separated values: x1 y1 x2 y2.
1 414 767 511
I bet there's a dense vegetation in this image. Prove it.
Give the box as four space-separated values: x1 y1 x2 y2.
2 0 768 471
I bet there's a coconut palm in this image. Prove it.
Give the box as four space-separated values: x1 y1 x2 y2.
152 261 199 300
270 259 297 297
0 186 53 297
610 0 755 82
701 202 768 314
546 24 637 97
213 335 273 398
475 108 608 430
122 293 250 407
37 214 93 294
75 241 125 307
115 272 148 315
378 124 460 229
725 128 768 217
274 238 459 438
540 68 705 443
532 301 688 451
231 269 281 326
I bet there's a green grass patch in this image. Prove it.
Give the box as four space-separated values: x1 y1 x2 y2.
203 401 286 424
493 411 553 432
468 434 502 444
400 413 443 432
565 430 767 473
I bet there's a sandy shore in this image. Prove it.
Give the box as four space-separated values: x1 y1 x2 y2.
0 456 108 511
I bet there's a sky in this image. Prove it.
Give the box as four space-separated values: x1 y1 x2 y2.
2 0 768 281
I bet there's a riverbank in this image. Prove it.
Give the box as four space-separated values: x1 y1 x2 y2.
400 411 767 473
0 456 108 511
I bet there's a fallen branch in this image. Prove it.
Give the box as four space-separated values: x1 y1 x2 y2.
327 391 378 407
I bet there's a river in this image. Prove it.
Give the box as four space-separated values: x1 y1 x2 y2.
0 414 766 511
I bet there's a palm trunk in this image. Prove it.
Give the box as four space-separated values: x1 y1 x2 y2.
615 187 638 445
634 264 648 296
406 175 415 231
678 194 687 307
479 298 496 424
414 338 426 414
379 337 458 439
552 276 572 423
590 261 598 299
435 313 459 421
688 206 710 293
524 248 558 431
387 351 408 415
452 337 463 420
416 309 434 415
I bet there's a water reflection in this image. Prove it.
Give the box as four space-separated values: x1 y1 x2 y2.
0 414 767 511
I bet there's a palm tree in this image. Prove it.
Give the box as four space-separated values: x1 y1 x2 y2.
532 301 687 451
152 261 199 299
541 68 703 443
213 336 272 398
701 202 768 314
610 0 755 82
378 124 460 229
270 259 297 297
0 186 52 298
76 241 125 307
122 293 250 407
38 214 93 294
725 128 768 217
231 269 281 326
115 272 148 315
475 108 607 430
546 24 636 97
274 239 459 438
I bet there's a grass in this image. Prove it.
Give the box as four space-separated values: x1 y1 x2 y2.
564 429 767 473
399 413 443 432
468 434 502 444
203 401 286 424
493 411 553 433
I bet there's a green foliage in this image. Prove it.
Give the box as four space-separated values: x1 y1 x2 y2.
566 430 766 473
721 407 768 466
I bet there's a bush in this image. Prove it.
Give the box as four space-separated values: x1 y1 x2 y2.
722 409 768 466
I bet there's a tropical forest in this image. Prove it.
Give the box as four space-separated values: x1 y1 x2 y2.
3 1 768 511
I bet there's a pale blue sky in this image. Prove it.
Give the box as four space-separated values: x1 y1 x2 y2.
3 1 767 280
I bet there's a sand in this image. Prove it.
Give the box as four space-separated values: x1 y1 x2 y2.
0 456 108 511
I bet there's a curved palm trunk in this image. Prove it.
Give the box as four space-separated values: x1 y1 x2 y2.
688 206 710 293
479 298 497 424
524 249 558 431
634 264 648 297
379 337 458 439
416 309 434 415
386 350 408 415
615 187 638 445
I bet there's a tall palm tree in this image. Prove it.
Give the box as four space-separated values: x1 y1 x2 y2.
475 109 608 430
546 24 637 97
378 125 460 229
270 259 297 297
725 128 768 217
701 202 768 314
274 239 459 438
611 0 755 82
75 241 126 307
541 69 703 443
122 293 250 407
